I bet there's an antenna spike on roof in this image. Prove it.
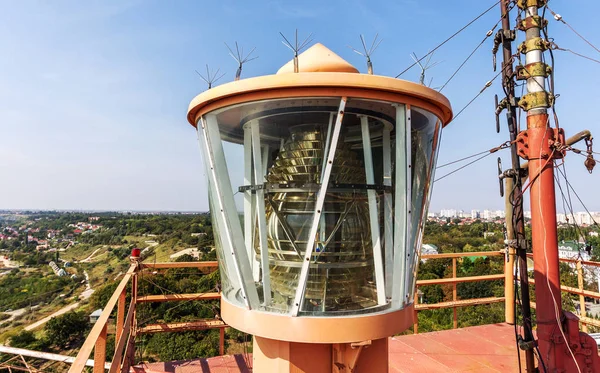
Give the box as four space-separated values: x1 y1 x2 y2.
280 29 314 73
225 41 258 80
350 33 381 74
195 64 225 89
410 51 440 85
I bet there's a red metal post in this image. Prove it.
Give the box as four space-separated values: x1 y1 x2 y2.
514 0 600 369
526 114 562 365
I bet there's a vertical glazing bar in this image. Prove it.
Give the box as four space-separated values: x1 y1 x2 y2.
250 121 272 305
291 97 347 316
403 107 413 304
198 129 237 280
243 124 258 281
360 115 386 305
382 125 393 298
200 115 260 309
320 113 335 181
255 144 269 282
261 145 270 176
391 104 408 307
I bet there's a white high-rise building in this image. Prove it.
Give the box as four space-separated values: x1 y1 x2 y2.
440 209 458 218
471 210 480 219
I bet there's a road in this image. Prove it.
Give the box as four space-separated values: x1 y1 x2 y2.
24 302 81 331
79 247 103 263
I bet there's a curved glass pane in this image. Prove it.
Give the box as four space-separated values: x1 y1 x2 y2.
198 97 443 316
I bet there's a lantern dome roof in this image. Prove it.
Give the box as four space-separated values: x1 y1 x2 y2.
187 43 453 126
276 43 359 74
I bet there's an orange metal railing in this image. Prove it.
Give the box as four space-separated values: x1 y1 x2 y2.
413 251 505 334
414 250 600 334
68 261 221 373
69 252 600 371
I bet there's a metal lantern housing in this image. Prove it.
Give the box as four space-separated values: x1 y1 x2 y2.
187 44 452 359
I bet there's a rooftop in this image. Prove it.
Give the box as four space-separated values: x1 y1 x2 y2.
135 324 525 373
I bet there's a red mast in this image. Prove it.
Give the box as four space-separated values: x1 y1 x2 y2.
515 0 600 370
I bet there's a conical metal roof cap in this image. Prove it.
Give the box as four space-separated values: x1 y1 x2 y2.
277 43 359 74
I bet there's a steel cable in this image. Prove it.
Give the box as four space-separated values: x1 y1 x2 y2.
395 0 501 78
546 6 600 55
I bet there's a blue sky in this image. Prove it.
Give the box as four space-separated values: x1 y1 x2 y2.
0 0 598 212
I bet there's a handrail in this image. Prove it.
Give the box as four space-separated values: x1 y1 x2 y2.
136 293 221 303
415 250 600 334
109 289 136 373
526 252 600 268
421 251 503 259
141 261 219 269
413 250 505 333
69 251 600 370
69 261 223 372
69 263 137 373
417 273 504 286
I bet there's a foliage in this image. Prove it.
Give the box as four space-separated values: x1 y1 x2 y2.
8 330 49 350
0 270 78 312
415 222 508 333
144 330 222 362
89 281 121 311
44 311 89 349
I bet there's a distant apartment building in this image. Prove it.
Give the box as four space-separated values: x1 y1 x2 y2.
471 210 480 219
440 209 458 218
420 244 439 262
558 241 591 261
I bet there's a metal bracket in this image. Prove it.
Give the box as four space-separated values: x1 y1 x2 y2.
333 341 372 373
497 157 504 197
506 238 528 249
517 15 548 31
516 128 565 160
516 62 552 80
492 29 516 72
517 335 536 351
518 91 554 111
518 37 550 54
494 95 519 133
238 183 392 193
516 0 548 10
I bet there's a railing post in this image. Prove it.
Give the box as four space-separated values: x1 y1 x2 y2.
504 247 516 325
452 257 457 329
128 272 138 365
93 324 107 373
116 288 126 342
219 328 225 355
413 290 419 334
577 260 588 333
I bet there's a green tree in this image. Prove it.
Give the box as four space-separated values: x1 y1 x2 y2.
44 311 89 349
9 330 37 348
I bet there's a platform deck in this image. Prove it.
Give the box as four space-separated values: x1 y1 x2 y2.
136 323 530 372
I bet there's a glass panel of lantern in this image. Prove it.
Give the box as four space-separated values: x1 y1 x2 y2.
196 97 442 316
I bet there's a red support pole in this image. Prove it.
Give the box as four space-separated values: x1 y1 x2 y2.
526 114 562 365
526 114 600 372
